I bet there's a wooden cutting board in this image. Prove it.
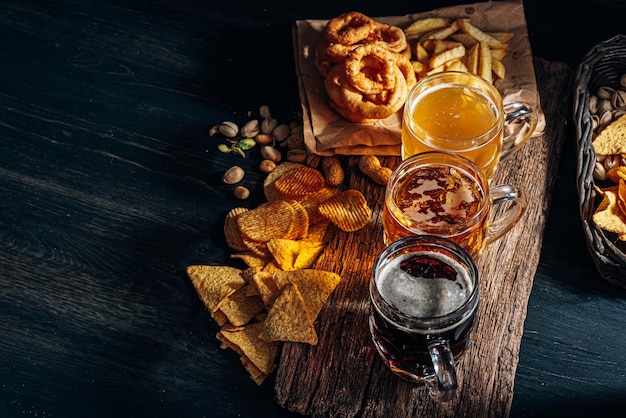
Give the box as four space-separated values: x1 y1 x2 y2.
273 58 572 418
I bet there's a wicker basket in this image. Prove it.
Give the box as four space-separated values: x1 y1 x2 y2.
573 34 626 288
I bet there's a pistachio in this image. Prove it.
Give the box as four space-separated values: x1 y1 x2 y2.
223 165 245 184
230 146 246 158
241 119 260 138
597 86 615 100
621 74 626 89
592 114 600 132
286 134 304 149
272 124 290 143
596 153 606 163
287 148 307 163
612 90 626 110
259 159 276 174
261 145 281 163
589 95 598 115
259 105 271 119
235 138 256 151
255 133 274 146
604 154 621 171
234 185 250 200
599 110 613 132
219 121 239 138
261 117 278 135
598 99 613 114
217 143 230 153
209 124 221 136
306 153 321 168
594 161 608 181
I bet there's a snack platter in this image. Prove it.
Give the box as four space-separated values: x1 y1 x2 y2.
185 1 572 416
293 0 545 156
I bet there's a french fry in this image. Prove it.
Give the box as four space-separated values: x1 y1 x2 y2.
420 20 459 40
428 44 466 69
478 42 493 84
464 43 480 75
404 17 451 36
492 58 506 80
457 18 508 49
406 17 512 84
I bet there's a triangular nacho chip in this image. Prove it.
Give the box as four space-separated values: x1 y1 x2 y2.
260 283 318 345
217 321 279 376
186 265 246 313
272 269 341 319
219 286 266 326
593 115 626 155
592 186 626 240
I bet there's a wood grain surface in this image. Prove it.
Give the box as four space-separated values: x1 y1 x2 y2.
274 58 573 417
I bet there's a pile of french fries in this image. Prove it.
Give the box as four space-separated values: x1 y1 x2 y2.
404 17 514 84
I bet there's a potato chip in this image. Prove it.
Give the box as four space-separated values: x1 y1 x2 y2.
186 265 246 313
272 269 341 319
607 165 626 184
593 115 626 155
219 285 266 326
237 200 296 242
297 185 341 225
592 186 626 240
287 200 309 239
263 162 302 201
318 189 371 232
260 283 318 345
273 165 325 196
404 17 451 36
304 219 331 242
218 322 279 375
224 207 249 251
241 236 272 257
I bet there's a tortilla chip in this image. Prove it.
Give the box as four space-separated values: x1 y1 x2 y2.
219 286 266 326
305 219 331 242
230 252 272 269
260 283 318 345
272 269 341 319
607 165 626 184
593 115 626 155
186 265 246 313
592 186 626 240
251 271 282 309
218 321 279 375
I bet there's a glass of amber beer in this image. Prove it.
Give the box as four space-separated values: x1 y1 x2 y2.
383 151 526 258
369 234 479 402
401 71 537 180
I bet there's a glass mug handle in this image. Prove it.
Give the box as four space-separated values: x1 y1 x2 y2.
426 340 458 402
485 185 527 246
501 102 538 159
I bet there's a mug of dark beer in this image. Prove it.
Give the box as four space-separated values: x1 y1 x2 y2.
368 235 479 402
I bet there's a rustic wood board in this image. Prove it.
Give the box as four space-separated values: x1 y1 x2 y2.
274 58 572 418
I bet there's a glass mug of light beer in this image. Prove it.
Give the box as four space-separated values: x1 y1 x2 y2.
383 151 526 258
402 71 537 180
369 235 479 402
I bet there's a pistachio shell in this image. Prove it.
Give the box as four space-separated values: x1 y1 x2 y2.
261 145 281 163
223 165 245 184
219 121 239 138
261 117 278 135
598 99 613 114
594 161 608 181
259 105 271 119
597 86 615 100
621 74 626 89
589 95 598 115
241 119 260 138
611 90 626 109
272 124 290 142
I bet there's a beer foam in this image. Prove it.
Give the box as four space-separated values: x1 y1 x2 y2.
399 167 479 227
377 252 471 318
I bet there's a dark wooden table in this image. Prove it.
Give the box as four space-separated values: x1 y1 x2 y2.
1 1 625 417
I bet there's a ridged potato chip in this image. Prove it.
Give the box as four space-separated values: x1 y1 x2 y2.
237 200 297 242
273 165 325 196
318 189 371 232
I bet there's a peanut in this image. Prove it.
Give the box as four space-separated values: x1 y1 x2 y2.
358 155 392 186
322 156 344 187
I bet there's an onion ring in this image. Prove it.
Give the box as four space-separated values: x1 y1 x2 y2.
393 52 418 91
322 12 375 45
368 22 408 53
344 44 396 95
340 65 408 120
